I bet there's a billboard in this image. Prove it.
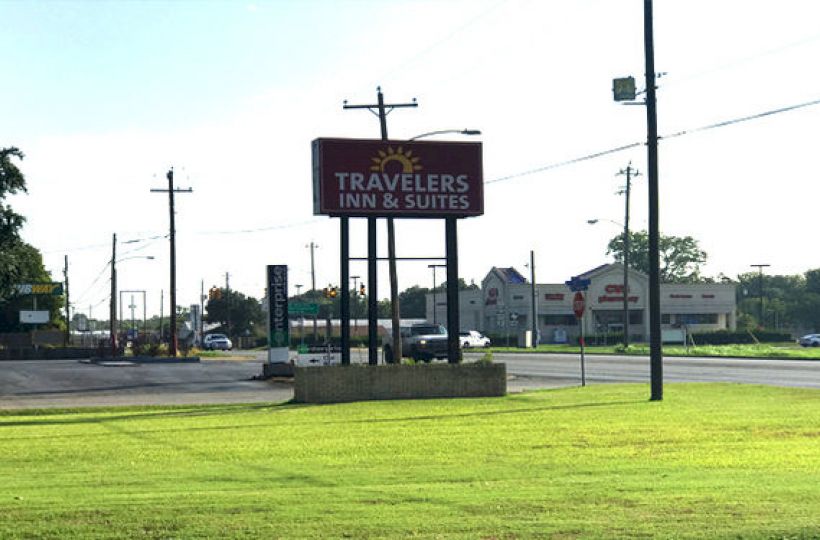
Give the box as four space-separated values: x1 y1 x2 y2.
267 265 289 363
312 138 483 218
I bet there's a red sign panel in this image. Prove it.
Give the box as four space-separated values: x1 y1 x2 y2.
312 138 484 218
573 292 585 318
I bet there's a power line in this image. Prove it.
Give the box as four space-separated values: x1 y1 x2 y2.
487 95 820 185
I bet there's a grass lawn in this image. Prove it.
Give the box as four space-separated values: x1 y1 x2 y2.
491 342 820 360
1 384 818 538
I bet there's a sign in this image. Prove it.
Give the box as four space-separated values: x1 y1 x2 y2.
267 265 289 363
573 292 585 318
312 138 484 218
613 76 636 101
295 344 342 367
15 283 63 296
20 310 49 324
288 302 319 316
565 276 591 292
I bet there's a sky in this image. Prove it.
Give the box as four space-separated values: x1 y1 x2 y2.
3 0 820 319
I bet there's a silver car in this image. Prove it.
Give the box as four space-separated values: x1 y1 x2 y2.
798 334 820 347
203 333 233 350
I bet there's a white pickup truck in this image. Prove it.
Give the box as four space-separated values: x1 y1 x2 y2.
383 323 449 363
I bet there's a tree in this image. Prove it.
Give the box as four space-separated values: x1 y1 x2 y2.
205 289 264 338
1 147 29 301
606 230 708 283
398 285 429 318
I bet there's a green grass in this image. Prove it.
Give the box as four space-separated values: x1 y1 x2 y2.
1 384 819 538
491 342 820 360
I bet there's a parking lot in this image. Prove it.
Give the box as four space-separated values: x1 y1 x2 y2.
0 357 293 409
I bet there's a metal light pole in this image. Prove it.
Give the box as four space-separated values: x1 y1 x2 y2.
428 264 446 324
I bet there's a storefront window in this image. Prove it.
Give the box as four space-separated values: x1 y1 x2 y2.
542 314 576 326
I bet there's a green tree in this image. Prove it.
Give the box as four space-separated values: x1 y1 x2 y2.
398 285 429 318
1 147 29 301
606 230 708 283
205 289 264 338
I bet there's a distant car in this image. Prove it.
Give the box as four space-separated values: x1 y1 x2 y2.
459 330 491 348
203 333 232 350
798 334 820 347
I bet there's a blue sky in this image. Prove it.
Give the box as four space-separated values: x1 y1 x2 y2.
3 0 820 318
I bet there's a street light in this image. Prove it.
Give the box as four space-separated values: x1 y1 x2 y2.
587 218 630 348
109 249 155 358
409 129 481 141
428 264 446 324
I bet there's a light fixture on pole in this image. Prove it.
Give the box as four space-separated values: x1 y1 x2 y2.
409 129 481 141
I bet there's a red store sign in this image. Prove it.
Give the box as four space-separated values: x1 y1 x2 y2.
312 138 484 218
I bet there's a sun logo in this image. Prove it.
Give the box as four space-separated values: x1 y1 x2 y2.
370 146 422 174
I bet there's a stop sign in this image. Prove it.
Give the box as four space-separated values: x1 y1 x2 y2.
573 292 585 318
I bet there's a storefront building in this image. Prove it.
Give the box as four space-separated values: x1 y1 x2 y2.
427 263 737 344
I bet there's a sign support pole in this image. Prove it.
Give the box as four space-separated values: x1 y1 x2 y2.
445 217 460 363
580 302 586 387
340 217 350 365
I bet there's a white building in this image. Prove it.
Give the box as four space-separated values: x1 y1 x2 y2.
427 263 737 344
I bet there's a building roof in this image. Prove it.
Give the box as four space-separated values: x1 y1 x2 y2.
492 266 528 284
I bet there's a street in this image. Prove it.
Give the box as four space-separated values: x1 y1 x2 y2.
0 352 817 409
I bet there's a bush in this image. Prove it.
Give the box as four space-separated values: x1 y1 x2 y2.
690 329 792 345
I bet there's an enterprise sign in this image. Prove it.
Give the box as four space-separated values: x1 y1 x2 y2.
267 265 289 363
312 138 483 218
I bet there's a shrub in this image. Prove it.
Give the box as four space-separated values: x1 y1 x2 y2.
690 329 791 345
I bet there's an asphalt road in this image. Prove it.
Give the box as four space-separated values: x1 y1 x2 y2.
0 352 817 410
493 352 820 389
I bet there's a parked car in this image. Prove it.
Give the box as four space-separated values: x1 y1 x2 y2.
459 330 491 348
203 333 233 350
798 333 820 347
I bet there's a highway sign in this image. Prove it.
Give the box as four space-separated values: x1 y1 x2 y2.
288 302 319 316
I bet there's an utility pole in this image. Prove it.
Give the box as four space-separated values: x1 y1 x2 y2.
159 289 164 341
343 86 417 364
644 0 663 401
307 242 318 341
529 251 537 348
151 168 192 357
109 233 117 358
750 264 770 327
225 272 231 338
200 280 205 345
63 255 70 346
616 163 640 348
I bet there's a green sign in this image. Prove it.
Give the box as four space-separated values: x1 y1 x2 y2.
14 283 64 296
288 302 319 315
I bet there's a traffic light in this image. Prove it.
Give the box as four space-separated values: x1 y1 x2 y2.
208 286 219 301
323 287 329 298
359 284 366 297
329 286 337 298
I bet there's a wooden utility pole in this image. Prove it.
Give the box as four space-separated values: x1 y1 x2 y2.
151 168 192 356
109 233 117 357
343 87 417 364
616 163 640 348
63 255 70 346
644 0 663 400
